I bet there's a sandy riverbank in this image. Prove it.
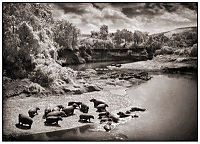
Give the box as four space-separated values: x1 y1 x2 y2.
3 82 137 140
107 55 197 73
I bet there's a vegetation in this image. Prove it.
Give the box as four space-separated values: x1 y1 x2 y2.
3 3 197 87
3 3 79 91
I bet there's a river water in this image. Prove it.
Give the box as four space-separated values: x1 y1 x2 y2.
68 61 130 71
14 74 197 141
114 74 197 141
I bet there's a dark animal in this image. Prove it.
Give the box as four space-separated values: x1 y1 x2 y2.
46 111 67 118
132 114 139 118
90 98 106 108
117 112 130 118
108 114 119 123
96 104 108 112
68 102 82 108
115 64 121 67
79 114 94 122
130 107 146 112
62 104 77 116
98 111 110 119
44 116 63 125
125 110 131 114
111 64 116 66
43 107 52 119
104 122 112 132
52 105 64 111
80 103 89 113
28 107 40 118
18 114 33 128
100 118 112 124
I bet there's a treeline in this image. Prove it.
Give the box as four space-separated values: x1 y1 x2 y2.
3 3 80 80
80 25 197 59
3 3 197 81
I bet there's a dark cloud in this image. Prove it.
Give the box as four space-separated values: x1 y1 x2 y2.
54 3 90 15
111 3 197 18
180 3 197 12
54 3 197 17
91 3 109 10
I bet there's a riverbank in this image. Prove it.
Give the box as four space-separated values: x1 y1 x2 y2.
3 55 197 141
107 55 197 74
3 74 197 141
3 81 142 140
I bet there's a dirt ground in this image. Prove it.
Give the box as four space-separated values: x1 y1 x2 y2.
3 83 135 139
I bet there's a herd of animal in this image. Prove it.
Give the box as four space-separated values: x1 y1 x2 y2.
17 98 146 132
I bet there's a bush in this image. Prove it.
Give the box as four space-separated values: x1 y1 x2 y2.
30 68 54 87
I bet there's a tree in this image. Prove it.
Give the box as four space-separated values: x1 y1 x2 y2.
113 30 123 46
133 30 146 45
91 31 98 38
52 20 80 50
99 25 108 40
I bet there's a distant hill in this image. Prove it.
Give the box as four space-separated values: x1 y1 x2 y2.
152 26 197 38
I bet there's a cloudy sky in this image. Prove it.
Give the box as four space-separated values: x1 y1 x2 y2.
52 3 197 34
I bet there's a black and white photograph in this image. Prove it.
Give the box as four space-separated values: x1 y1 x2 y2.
2 2 198 141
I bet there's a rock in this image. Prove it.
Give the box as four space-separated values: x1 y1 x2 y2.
27 82 45 94
85 69 97 75
161 46 174 55
155 49 162 56
190 44 197 57
174 48 190 56
76 69 97 79
175 58 188 63
133 72 152 81
62 86 85 94
84 84 101 92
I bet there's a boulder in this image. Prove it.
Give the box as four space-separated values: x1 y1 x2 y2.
27 82 46 94
84 83 101 92
161 46 174 55
155 49 162 56
190 44 197 57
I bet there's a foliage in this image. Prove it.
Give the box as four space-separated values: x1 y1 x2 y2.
52 20 80 50
113 29 134 47
3 3 80 89
167 30 197 48
133 30 148 45
99 25 108 40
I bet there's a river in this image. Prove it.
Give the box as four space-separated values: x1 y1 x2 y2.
68 61 130 71
114 74 197 141
13 74 197 141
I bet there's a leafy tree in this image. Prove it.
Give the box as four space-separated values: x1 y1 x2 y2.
52 20 80 50
113 29 134 48
133 30 147 45
99 25 108 40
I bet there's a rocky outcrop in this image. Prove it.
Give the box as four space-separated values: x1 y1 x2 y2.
155 46 174 56
190 44 197 57
84 83 101 92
